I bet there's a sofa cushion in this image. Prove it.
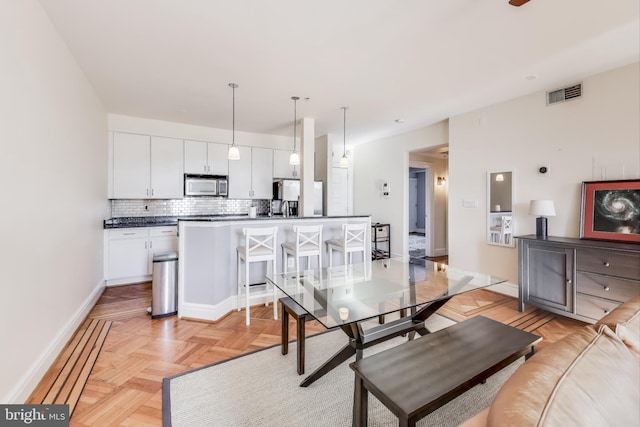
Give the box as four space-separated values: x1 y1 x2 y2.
596 295 640 360
487 324 640 426
596 295 639 327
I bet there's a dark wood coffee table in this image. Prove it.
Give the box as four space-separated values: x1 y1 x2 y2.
350 315 542 427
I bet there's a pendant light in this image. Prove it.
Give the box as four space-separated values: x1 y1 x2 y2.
339 106 349 168
227 83 240 161
289 96 300 165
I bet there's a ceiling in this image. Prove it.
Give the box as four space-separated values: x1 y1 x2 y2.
38 0 639 145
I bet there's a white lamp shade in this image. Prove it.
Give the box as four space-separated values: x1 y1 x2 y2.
289 151 300 165
339 155 349 168
529 200 556 217
228 145 240 160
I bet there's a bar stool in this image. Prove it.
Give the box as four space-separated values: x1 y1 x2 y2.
237 226 278 325
326 222 367 267
281 224 323 273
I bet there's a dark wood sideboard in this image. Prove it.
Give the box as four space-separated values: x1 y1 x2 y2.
516 235 640 323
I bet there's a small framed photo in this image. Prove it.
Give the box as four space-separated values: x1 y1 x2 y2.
580 179 640 243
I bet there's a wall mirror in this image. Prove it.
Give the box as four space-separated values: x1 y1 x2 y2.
487 170 515 247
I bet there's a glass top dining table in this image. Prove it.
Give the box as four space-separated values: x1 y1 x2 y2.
266 258 507 386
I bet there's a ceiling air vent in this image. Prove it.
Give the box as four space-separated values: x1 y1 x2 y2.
547 82 583 105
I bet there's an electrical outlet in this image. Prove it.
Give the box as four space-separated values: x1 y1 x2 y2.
287 257 294 269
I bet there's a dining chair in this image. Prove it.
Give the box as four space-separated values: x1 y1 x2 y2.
282 224 323 273
237 226 279 325
326 222 367 267
490 216 512 244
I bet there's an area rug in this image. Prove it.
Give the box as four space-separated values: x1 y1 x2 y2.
163 315 523 426
409 234 426 258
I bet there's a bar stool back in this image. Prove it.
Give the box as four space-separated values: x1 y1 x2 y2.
326 222 367 267
281 224 323 273
237 226 278 325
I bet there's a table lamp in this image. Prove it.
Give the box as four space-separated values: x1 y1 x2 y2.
529 200 556 238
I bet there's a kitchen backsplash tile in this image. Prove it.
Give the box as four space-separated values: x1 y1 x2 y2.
111 198 270 217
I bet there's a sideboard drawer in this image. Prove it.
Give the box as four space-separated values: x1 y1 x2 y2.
576 294 621 321
576 249 640 279
577 272 640 302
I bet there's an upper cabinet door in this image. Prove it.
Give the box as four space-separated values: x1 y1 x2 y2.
228 146 252 199
151 136 183 199
273 149 298 179
184 140 208 174
251 147 273 199
112 133 151 198
207 143 229 175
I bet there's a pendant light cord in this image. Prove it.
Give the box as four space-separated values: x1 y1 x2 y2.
229 82 238 145
293 97 298 152
342 106 348 156
343 107 346 155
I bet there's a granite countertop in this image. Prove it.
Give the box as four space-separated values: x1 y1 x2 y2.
104 214 370 229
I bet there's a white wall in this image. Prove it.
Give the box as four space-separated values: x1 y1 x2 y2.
354 63 639 288
0 1 107 402
109 113 294 150
448 63 640 283
353 121 449 259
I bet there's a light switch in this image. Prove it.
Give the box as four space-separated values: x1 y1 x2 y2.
463 199 478 208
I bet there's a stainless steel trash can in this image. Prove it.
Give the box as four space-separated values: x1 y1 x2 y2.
151 251 178 319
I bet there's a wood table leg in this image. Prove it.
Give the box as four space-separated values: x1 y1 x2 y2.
300 344 356 387
296 312 306 375
281 301 289 356
352 374 368 427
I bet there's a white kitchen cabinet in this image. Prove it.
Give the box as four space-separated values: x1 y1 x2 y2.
147 227 180 273
227 146 273 199
228 146 252 199
111 132 183 199
112 133 151 198
273 148 299 179
208 143 229 175
106 226 178 285
151 136 184 198
184 140 229 175
251 147 273 199
107 228 150 282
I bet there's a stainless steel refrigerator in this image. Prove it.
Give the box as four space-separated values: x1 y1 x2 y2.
273 179 323 216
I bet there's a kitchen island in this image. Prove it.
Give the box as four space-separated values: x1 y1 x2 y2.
178 215 372 321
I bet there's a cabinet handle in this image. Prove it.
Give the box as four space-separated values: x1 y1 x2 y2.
149 241 153 249
162 230 173 233
603 309 610 314
123 232 135 236
145 242 147 249
604 261 610 267
151 189 154 196
604 286 610 291
566 279 572 284
146 188 149 196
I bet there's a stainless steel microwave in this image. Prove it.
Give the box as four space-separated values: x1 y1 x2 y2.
184 174 228 197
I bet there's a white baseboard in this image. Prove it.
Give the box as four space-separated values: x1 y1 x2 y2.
487 281 518 298
5 280 106 403
433 247 448 257
179 290 280 322
106 275 151 287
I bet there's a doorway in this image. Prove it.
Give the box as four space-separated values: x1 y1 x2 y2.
409 165 431 258
408 145 448 261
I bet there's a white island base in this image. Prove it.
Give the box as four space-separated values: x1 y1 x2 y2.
178 215 372 322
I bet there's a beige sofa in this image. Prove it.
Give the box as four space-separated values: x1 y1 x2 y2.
461 296 640 427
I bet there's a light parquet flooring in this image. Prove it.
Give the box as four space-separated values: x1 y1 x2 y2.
28 282 587 426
